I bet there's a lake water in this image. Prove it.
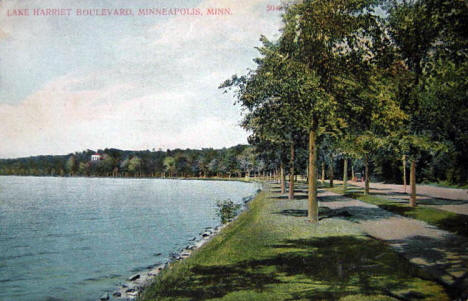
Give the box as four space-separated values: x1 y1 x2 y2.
0 176 259 301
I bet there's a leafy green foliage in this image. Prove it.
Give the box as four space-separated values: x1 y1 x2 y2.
0 145 264 178
216 199 242 224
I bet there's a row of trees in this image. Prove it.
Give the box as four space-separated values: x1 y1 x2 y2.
0 146 264 178
2 143 437 184
1 144 444 185
220 0 467 222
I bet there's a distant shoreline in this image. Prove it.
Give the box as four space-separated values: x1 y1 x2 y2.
0 174 261 184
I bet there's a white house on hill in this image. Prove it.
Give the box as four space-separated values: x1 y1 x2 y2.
91 153 102 161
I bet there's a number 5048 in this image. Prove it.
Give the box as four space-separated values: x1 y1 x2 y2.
267 5 282 12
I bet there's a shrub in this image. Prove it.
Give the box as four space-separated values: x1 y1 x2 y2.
216 199 241 224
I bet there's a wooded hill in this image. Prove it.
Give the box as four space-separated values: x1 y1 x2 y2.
0 146 255 178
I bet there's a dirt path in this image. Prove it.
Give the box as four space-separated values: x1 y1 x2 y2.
318 189 468 298
349 181 468 215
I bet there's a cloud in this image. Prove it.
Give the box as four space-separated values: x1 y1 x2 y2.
0 0 283 158
0 29 8 41
0 69 250 157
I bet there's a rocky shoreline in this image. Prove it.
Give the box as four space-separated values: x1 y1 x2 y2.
99 193 258 301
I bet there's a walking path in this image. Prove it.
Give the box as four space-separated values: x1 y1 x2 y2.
349 181 468 215
317 188 468 298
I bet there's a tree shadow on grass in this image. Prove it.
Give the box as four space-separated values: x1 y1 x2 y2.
144 236 446 300
351 188 468 206
275 209 308 217
270 195 309 200
270 189 308 194
275 206 394 222
366 192 468 206
379 204 468 238
416 197 468 206
274 207 334 218
345 189 366 194
385 234 468 299
319 194 353 202
384 191 409 197
145 262 281 300
368 187 394 191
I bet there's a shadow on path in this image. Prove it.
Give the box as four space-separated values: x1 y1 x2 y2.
320 191 468 298
145 236 446 300
386 234 468 298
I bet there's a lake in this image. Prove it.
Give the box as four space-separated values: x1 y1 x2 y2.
0 176 259 301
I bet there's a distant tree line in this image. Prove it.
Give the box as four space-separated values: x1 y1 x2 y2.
0 141 463 189
0 146 268 178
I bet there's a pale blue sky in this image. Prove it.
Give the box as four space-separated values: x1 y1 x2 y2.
0 0 284 158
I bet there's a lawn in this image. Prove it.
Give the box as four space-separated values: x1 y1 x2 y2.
327 184 468 238
422 181 468 190
139 184 449 301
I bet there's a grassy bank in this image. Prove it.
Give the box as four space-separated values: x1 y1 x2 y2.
422 181 468 190
327 184 468 238
139 184 449 301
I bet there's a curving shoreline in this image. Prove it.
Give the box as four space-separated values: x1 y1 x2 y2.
107 193 259 300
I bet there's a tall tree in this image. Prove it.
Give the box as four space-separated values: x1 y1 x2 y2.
385 0 466 203
278 0 383 222
163 156 175 177
128 156 142 177
65 155 76 176
220 37 306 199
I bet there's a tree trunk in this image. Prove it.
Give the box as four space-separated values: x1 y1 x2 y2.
289 143 295 200
410 160 417 207
280 162 286 194
321 162 325 185
343 158 348 194
308 129 318 223
403 155 407 193
364 155 370 195
329 156 334 187
351 164 354 181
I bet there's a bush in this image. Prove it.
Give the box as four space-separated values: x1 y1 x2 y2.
216 199 241 224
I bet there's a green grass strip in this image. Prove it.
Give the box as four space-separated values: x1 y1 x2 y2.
139 186 449 301
328 185 468 238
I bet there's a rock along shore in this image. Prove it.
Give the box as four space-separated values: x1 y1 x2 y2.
100 192 258 301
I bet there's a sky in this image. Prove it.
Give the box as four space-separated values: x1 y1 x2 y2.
0 0 285 158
